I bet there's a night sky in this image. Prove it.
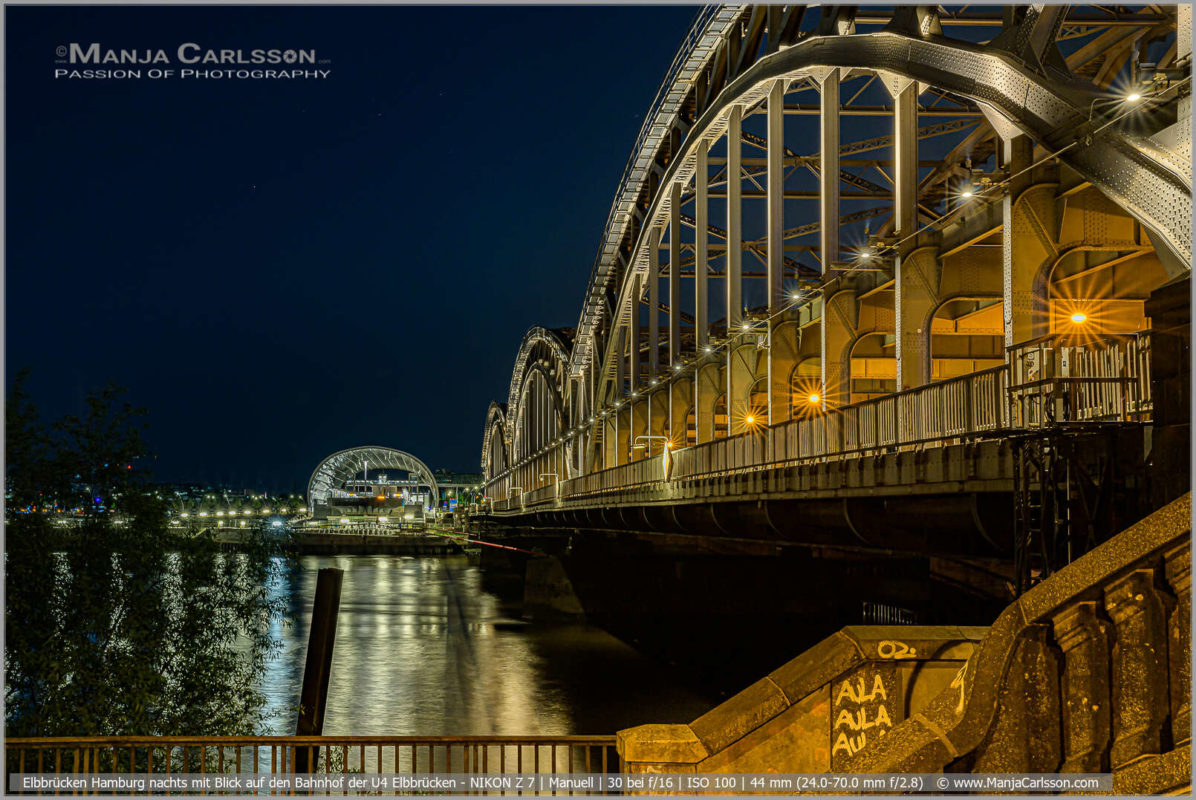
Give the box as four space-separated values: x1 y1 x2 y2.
5 4 697 491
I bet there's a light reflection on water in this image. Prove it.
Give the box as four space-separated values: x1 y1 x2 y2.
260 555 710 737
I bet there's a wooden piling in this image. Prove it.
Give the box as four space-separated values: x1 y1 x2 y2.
295 567 343 772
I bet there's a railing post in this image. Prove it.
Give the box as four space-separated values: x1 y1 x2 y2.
1164 544 1191 746
971 625 1062 772
1104 569 1173 769
1051 600 1112 772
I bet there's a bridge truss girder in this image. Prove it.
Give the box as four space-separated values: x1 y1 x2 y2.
481 4 1190 504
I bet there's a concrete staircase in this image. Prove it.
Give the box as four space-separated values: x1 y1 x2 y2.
618 494 1191 794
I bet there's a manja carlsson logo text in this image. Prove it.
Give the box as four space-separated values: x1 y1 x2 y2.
64 43 318 65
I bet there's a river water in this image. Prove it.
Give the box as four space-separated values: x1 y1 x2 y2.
260 554 712 736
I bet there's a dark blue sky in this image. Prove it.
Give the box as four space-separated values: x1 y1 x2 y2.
5 4 697 491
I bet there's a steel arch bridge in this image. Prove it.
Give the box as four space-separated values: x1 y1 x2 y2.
308 446 440 514
481 4 1190 540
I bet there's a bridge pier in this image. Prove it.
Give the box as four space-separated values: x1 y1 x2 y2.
515 533 986 698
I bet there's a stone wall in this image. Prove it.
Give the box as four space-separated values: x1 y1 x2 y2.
618 626 986 774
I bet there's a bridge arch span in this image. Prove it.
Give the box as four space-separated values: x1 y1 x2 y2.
481 5 1188 514
482 402 511 479
488 326 577 491
307 446 439 514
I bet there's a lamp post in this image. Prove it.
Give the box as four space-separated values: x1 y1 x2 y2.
633 435 672 480
632 435 669 457
539 473 560 498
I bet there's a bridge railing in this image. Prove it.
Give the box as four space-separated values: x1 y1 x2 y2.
500 332 1152 509
668 430 766 480
667 366 1009 481
1009 332 1152 428
522 484 558 506
561 455 663 499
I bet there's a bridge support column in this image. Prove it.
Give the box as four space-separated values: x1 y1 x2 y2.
790 332 820 417
727 340 756 435
695 362 721 444
891 78 937 397
818 71 840 274
630 273 642 394
669 377 693 448
603 414 616 470
766 78 788 425
615 407 631 466
695 138 710 351
1002 135 1052 348
631 397 648 461
821 289 857 409
615 327 627 399
649 389 668 454
891 80 918 244
769 321 797 425
668 183 682 370
649 227 660 376
726 104 743 333
895 245 940 392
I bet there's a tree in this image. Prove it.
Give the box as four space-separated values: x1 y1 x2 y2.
5 374 294 737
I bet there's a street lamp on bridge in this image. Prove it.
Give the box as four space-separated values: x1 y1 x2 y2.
633 435 673 480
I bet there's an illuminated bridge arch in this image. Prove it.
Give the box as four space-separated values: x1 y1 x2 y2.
483 327 577 487
482 4 1190 504
307 446 439 514
482 402 511 480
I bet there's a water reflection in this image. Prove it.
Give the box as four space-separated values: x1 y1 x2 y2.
261 555 710 738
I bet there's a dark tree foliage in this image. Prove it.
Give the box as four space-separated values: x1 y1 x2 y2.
5 373 294 736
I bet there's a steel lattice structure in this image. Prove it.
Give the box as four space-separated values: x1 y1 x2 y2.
308 446 439 513
481 4 1191 504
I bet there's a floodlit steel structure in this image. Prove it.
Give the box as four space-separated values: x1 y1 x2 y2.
482 5 1190 519
308 446 439 514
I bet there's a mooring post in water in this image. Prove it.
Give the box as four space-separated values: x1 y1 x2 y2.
295 567 343 772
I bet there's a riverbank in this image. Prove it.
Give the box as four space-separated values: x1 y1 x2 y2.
209 528 468 555
289 532 462 555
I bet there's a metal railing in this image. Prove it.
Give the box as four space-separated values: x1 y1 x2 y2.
522 485 558 506
6 735 618 792
492 333 1153 510
561 457 663 499
662 365 1007 482
1009 332 1152 428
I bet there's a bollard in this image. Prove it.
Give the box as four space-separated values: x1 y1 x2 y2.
295 567 344 772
